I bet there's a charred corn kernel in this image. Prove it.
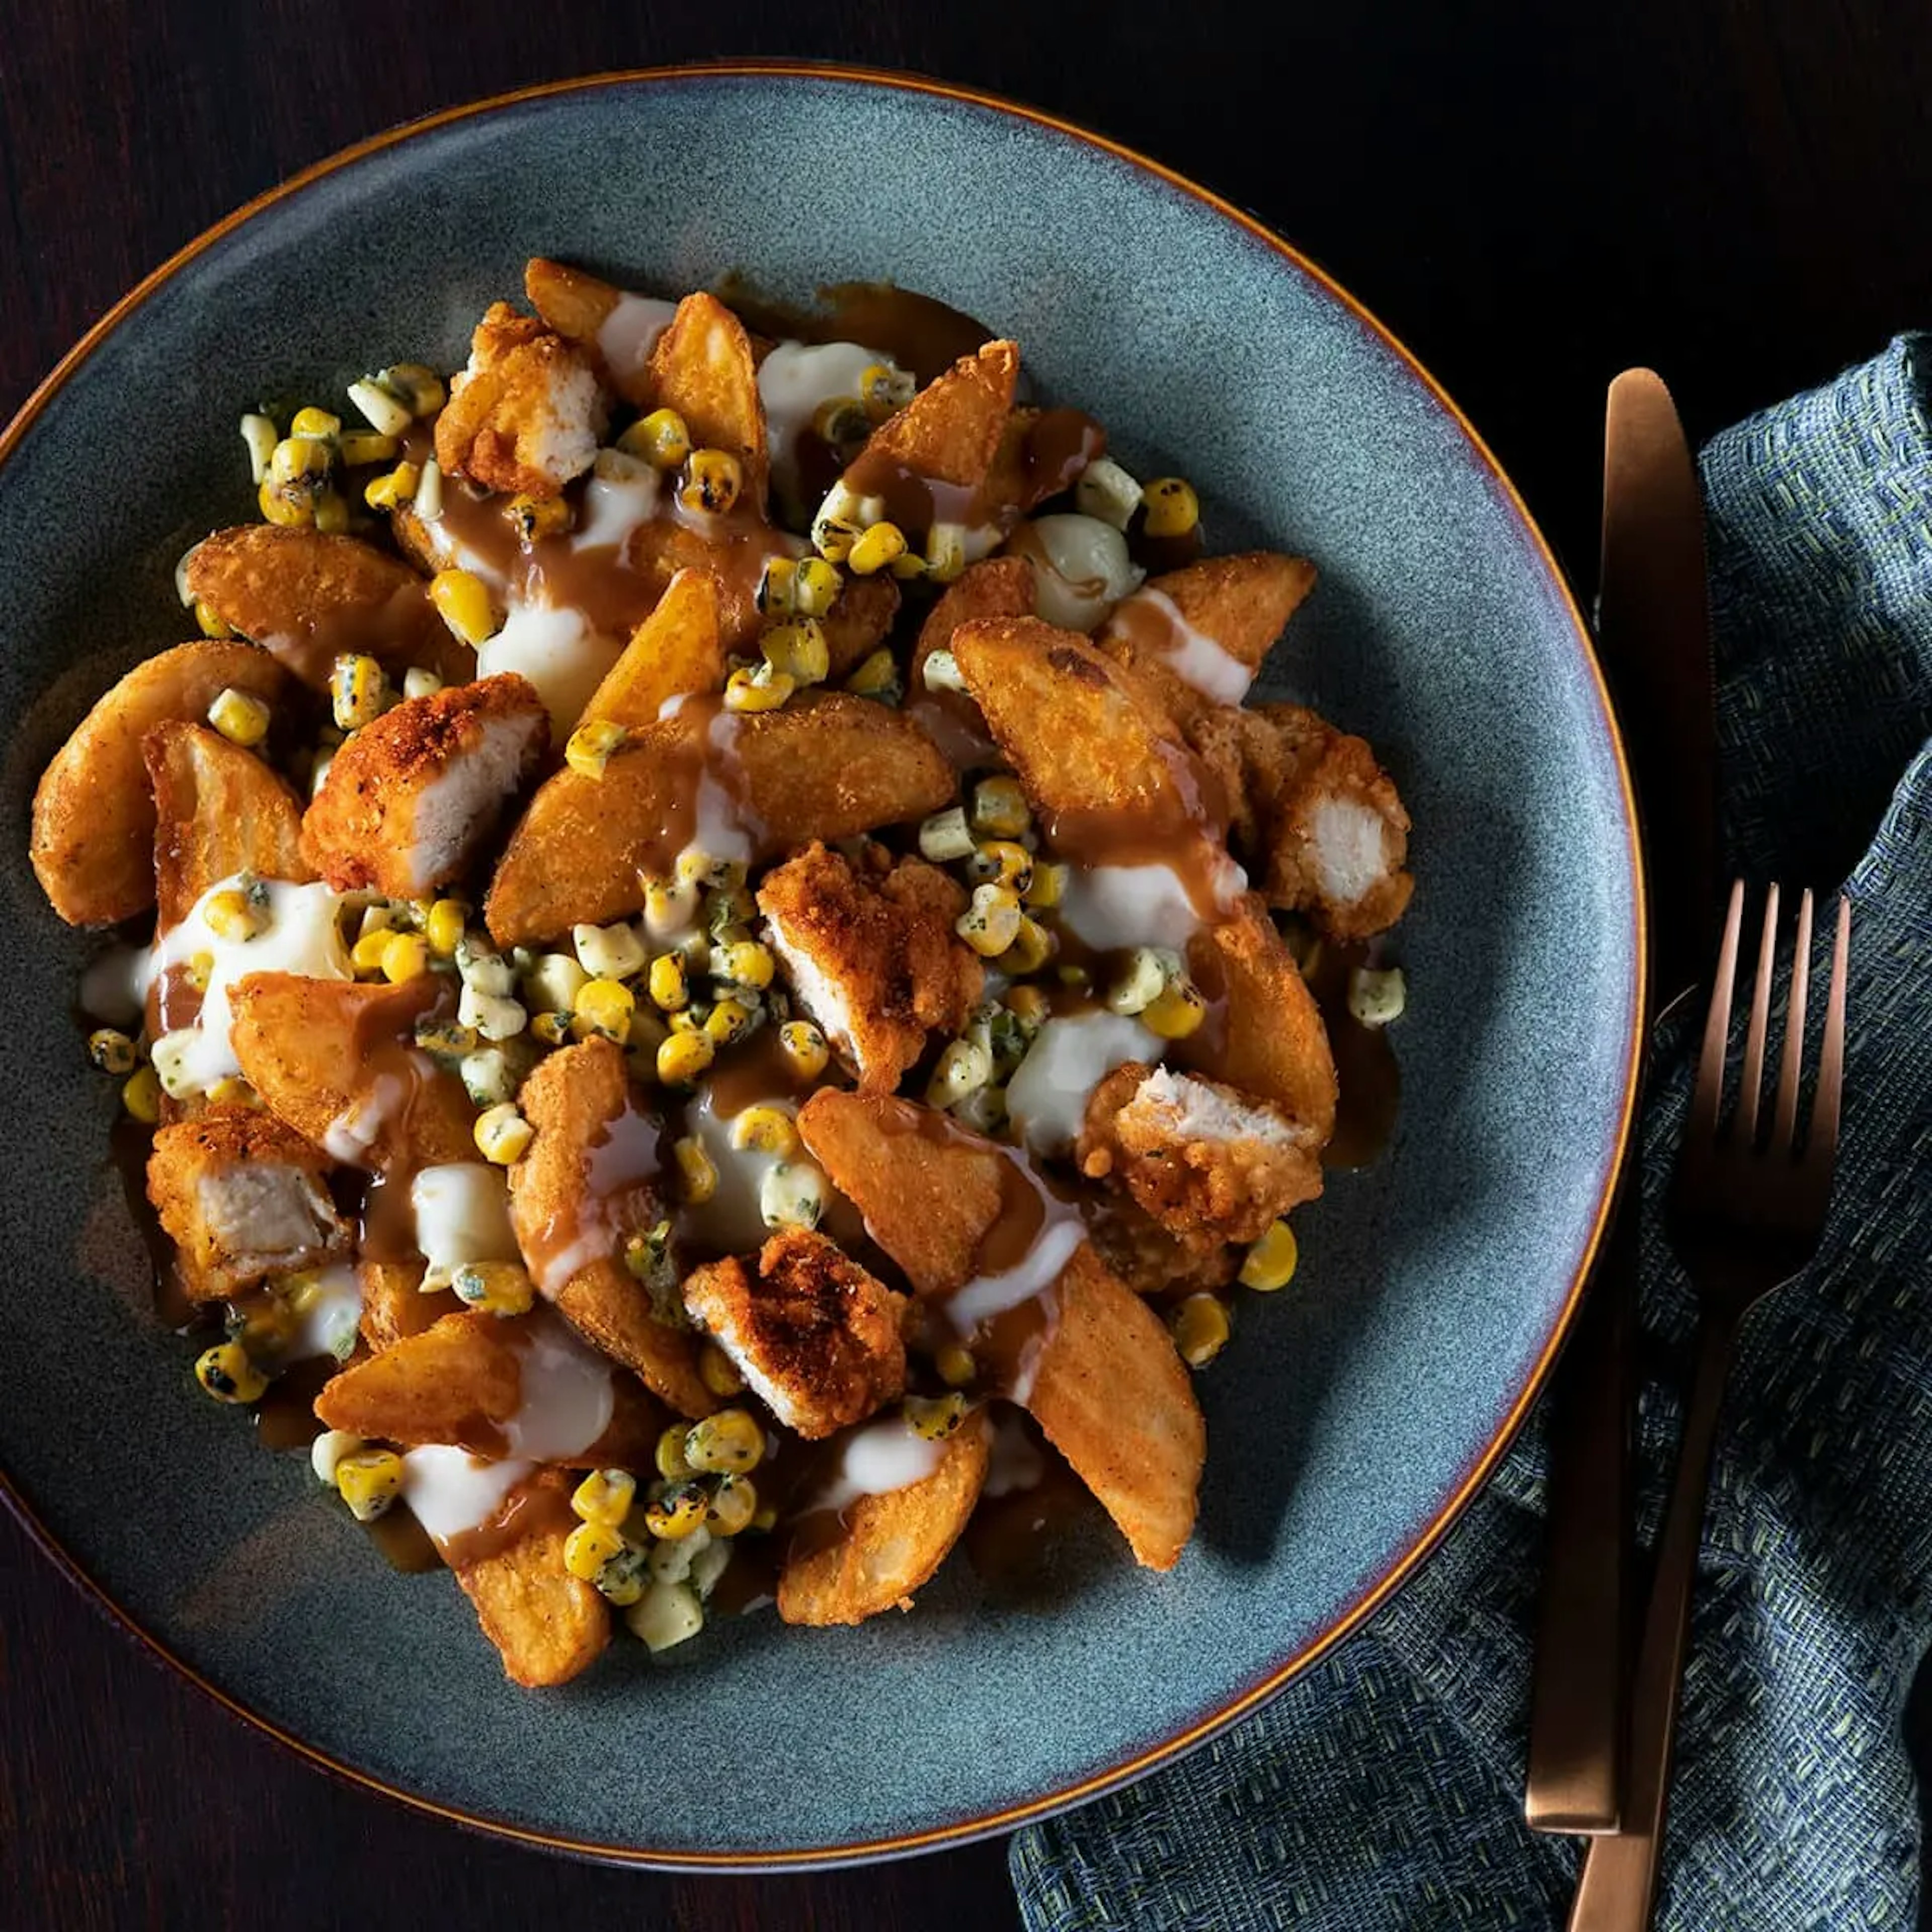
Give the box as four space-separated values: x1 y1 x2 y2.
699 1342 744 1399
1142 476 1200 539
656 1425 697 1482
844 647 900 699
451 1260 535 1316
565 717 627 779
707 1475 757 1536
731 1106 799 1158
346 377 413 437
859 361 916 413
194 1338 265 1404
778 1019 829 1080
1023 860 1068 910
572 1469 637 1527
656 1030 715 1086
685 1409 764 1477
413 458 444 519
1347 965 1407 1029
330 653 387 731
936 1342 978 1389
473 1102 533 1165
290 405 341 441
428 569 497 646
813 518 861 566
971 776 1031 839
204 887 267 942
363 461 420 510
646 1483 710 1541
335 1447 405 1519
194 599 234 639
956 883 1023 957
380 932 431 983
717 939 773 990
382 363 446 418
890 547 929 582
313 489 351 536
760 616 830 685
793 555 843 616
350 928 393 976
627 1579 704 1652
564 1519 628 1581
754 555 797 616
759 1158 825 1232
573 976 635 1043
1074 455 1144 531
846 520 908 576
723 664 794 713
918 806 975 864
1005 985 1050 1027
1106 946 1171 1017
671 1136 718 1208
619 407 691 470
680 448 742 515
1142 979 1208 1040
812 395 872 448
998 916 1057 977
593 1541 650 1606
239 412 278 484
206 686 270 747
906 1392 967 1440
925 524 968 583
508 492 573 541
646 951 689 1012
258 474 313 527
309 1429 363 1485
927 1038 993 1109
337 428 398 467
1170 1294 1230 1367
530 1010 571 1046
677 849 742 891
920 647 967 694
459 1048 513 1108
969 839 1033 892
414 1019 479 1058
87 1028 137 1076
424 899 467 957
1239 1220 1300 1294
703 998 755 1045
271 435 332 486
121 1063 162 1123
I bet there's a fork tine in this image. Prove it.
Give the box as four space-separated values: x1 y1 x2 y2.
1772 889 1814 1150
1689 880 1746 1146
1805 896 1852 1175
1734 882 1781 1145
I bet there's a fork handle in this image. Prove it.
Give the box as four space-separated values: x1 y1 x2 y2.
1569 1313 1739 1932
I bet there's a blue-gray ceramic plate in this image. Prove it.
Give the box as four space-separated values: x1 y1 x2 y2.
0 65 1640 1866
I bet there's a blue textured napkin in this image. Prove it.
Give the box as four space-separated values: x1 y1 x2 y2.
1010 336 1932 1931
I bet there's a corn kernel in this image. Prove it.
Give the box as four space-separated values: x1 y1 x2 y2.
793 556 843 616
731 1106 799 1159
1106 946 1173 1017
925 524 968 583
680 448 742 515
619 407 691 470
381 363 446 418
121 1064 162 1123
971 776 1031 839
413 458 444 518
685 1408 764 1476
846 520 908 576
701 999 753 1046
844 648 900 699
572 976 635 1044
759 1159 825 1232
936 1342 978 1388
529 1010 570 1046
906 1393 967 1440
920 648 968 694
565 718 627 780
716 939 773 990
968 839 1033 893
428 569 498 647
564 1519 628 1581
205 686 270 749
760 617 830 686
646 951 689 1013
239 412 279 484
1005 984 1050 1027
1023 861 1068 910
1170 1293 1230 1368
313 489 351 536
87 1027 137 1076
347 377 414 437
814 515 860 565
337 428 399 467
421 899 467 958
452 1260 536 1316
205 1076 258 1109
778 1019 829 1080
645 1483 711 1541
754 556 797 616
1347 965 1407 1029
335 1446 405 1519
890 547 929 581
194 1340 266 1405
257 475 314 528
918 806 975 864
1142 476 1200 539
363 461 421 511
330 653 387 732
381 932 431 983
1239 1220 1300 1294
656 1425 697 1482
699 1342 744 1399
473 1102 533 1165
194 599 234 639
926 1038 992 1110
723 665 794 713
591 1541 649 1605
706 1475 758 1537
524 951 587 1016
459 1048 513 1109
204 887 267 943
500 495 569 545
1142 979 1208 1040
414 1018 479 1059
956 882 1023 957
656 1030 715 1086
572 1469 637 1527
997 916 1057 977
290 405 341 441
627 1579 704 1651
348 928 391 977
309 1429 363 1485
812 395 872 448
1074 455 1144 531
859 361 916 413
665 1136 717 1209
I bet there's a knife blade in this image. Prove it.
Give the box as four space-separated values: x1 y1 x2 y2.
1523 370 1717 1834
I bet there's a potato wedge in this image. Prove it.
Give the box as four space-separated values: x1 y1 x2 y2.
359 1259 456 1353
144 720 311 932
183 525 469 690
644 292 769 511
577 566 725 730
450 1469 610 1687
552 1262 716 1422
910 556 1034 687
523 256 674 404
228 972 477 1174
842 339 1017 495
30 640 289 926
484 692 954 945
820 572 902 681
778 1413 991 1626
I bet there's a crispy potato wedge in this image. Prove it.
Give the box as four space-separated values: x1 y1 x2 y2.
228 972 477 1174
820 572 902 680
144 720 311 932
843 339 1017 493
645 292 769 511
552 1262 715 1422
778 1413 991 1626
30 640 289 926
910 556 1034 686
182 525 469 690
312 1308 661 1466
523 256 653 397
577 567 725 729
1025 1244 1204 1572
485 692 954 944
359 1259 456 1353
451 1469 610 1687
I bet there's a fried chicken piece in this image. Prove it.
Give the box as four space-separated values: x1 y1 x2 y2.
147 1104 349 1302
681 1230 907 1440
435 303 607 499
300 674 548 899
756 843 981 1092
1084 1195 1240 1300
1078 1063 1323 1247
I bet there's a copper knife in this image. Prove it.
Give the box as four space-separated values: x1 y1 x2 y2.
1523 370 1717 1834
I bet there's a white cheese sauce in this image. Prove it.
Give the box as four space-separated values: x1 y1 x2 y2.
501 1314 615 1460
401 1446 533 1544
595 292 680 387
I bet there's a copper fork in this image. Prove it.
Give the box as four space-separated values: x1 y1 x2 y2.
1569 880 1851 1932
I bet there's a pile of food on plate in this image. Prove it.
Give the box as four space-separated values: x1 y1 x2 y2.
28 260 1413 1685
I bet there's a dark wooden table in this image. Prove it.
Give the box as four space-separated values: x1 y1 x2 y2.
4 6 1929 1928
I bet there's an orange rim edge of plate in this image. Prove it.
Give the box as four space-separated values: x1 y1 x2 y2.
0 58 1647 1873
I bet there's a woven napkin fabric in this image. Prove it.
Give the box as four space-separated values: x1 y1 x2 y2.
1010 334 1932 1932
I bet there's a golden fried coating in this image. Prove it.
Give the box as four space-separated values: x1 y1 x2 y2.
1084 1195 1241 1300
435 303 607 499
682 1230 907 1440
523 257 650 400
577 566 724 730
820 572 902 680
146 1103 348 1302
757 844 980 1092
643 292 770 512
841 339 1017 494
300 673 548 899
31 640 289 927
358 1259 456 1353
144 720 311 932
777 1412 990 1627
911 555 1035 684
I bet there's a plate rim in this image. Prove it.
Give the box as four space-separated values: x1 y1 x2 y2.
0 57 1647 1871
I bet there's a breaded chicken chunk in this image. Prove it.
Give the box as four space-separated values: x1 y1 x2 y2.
682 1230 907 1440
147 1105 349 1302
435 303 607 499
757 843 981 1092
1085 1195 1241 1299
301 674 548 899
1078 1063 1323 1246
